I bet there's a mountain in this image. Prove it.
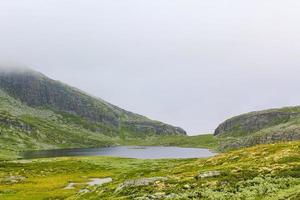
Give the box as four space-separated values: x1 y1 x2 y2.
214 106 300 150
0 66 186 157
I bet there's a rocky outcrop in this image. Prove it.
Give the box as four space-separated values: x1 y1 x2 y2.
122 121 186 136
214 107 300 136
219 127 300 151
0 112 33 133
116 177 168 192
214 106 300 150
136 193 178 200
0 69 120 126
0 176 26 184
195 171 221 179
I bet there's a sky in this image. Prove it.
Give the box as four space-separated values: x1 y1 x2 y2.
0 0 300 135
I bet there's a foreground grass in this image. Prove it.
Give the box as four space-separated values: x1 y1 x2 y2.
0 140 299 200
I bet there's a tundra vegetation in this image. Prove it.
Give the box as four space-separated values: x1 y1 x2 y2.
0 141 299 200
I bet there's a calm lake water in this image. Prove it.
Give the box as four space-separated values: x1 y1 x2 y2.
21 146 215 159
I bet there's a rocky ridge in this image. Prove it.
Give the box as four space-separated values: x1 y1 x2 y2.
214 106 300 150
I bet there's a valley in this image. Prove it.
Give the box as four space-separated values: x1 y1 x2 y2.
0 68 299 199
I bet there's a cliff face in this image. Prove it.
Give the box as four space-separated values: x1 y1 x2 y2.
0 67 186 138
0 69 120 126
214 107 300 150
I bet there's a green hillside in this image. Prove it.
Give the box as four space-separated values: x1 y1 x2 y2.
214 106 300 150
0 68 187 159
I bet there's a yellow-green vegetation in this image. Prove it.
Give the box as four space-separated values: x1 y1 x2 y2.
0 140 299 200
120 134 219 150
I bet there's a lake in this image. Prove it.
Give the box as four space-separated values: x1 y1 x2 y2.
21 146 215 159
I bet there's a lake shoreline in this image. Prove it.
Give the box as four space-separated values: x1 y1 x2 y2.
20 146 216 160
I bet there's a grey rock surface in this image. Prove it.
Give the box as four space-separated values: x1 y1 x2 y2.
116 177 168 192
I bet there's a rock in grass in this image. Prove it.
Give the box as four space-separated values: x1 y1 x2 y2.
165 193 179 199
183 184 191 189
196 171 221 179
136 192 177 200
0 176 26 184
78 189 90 194
115 177 168 192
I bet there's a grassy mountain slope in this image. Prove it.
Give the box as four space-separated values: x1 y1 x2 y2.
214 106 300 150
0 88 118 160
0 68 186 137
0 67 187 159
1 140 299 199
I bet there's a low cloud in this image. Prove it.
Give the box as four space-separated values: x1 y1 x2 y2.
0 0 300 134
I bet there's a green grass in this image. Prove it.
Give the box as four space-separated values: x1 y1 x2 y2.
120 134 219 150
0 140 299 199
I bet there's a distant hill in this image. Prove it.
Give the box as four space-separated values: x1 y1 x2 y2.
0 67 186 157
214 106 300 150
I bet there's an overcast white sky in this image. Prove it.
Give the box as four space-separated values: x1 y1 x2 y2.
1 0 300 134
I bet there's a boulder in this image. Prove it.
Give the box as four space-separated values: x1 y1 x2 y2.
115 177 168 192
196 171 221 179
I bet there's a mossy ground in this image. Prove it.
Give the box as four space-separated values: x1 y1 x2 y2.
0 140 299 200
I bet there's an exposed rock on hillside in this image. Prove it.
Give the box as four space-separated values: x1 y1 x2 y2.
214 106 300 150
215 107 300 136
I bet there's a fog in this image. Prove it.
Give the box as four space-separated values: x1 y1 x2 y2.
0 0 300 134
